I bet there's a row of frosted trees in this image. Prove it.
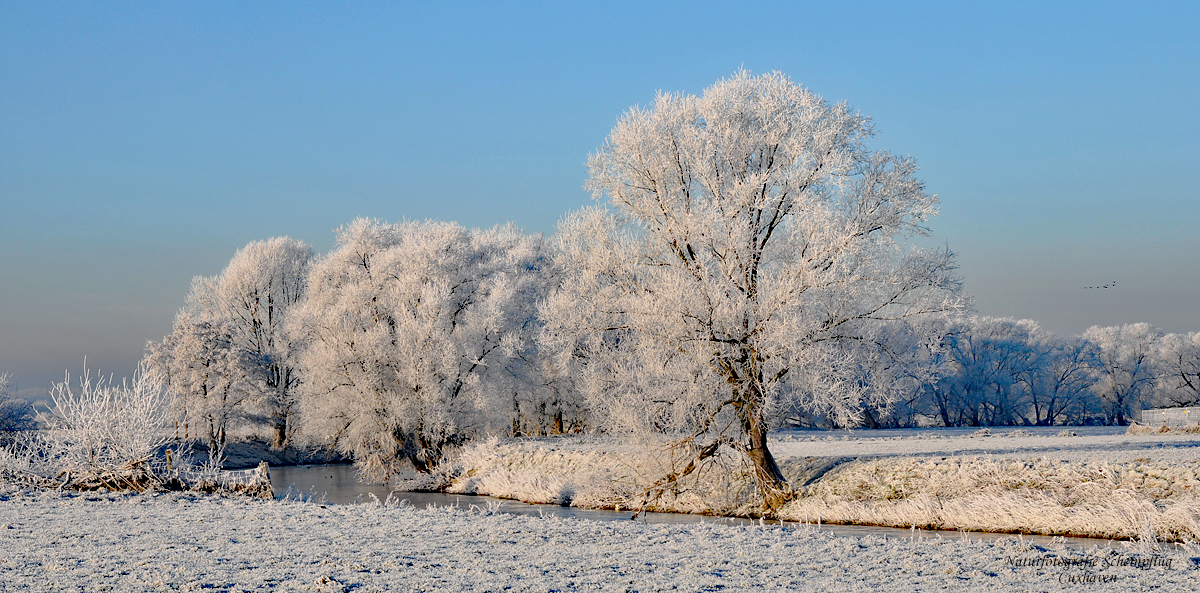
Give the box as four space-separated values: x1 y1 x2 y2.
144 222 580 478
139 72 1200 491
140 223 1200 475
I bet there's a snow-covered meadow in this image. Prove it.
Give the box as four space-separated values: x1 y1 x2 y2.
2 489 1198 592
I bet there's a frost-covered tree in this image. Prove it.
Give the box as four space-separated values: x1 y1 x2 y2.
935 317 1043 426
913 318 1103 427
290 219 552 479
146 314 258 451
185 237 314 447
1084 323 1162 425
1158 332 1200 407
509 345 587 437
854 320 955 429
1029 335 1100 425
542 71 966 508
781 320 947 429
0 373 37 433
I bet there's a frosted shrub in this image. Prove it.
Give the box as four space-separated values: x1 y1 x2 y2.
44 363 178 471
44 362 177 470
1 363 186 491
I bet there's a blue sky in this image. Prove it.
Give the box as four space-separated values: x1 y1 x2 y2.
2 1 1197 393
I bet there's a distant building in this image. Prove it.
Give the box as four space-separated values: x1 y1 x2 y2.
1141 407 1200 427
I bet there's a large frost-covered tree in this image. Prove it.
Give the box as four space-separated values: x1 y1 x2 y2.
543 71 966 508
289 219 552 479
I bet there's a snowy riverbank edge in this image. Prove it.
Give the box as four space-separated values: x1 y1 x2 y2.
2 490 1199 592
430 433 1200 543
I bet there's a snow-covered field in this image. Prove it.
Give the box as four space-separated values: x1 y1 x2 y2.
2 490 1198 592
6 428 1200 590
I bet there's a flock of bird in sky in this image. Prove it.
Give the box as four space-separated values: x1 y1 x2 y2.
1084 281 1117 290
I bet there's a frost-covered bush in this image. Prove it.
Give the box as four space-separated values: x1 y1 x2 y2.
42 363 179 472
0 363 272 496
0 363 185 491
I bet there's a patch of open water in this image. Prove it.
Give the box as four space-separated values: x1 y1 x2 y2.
269 463 1130 550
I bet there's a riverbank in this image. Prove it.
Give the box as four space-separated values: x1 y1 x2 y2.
195 438 351 469
2 490 1196 591
430 431 1200 542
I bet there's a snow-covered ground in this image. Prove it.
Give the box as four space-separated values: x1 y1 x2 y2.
2 490 1198 592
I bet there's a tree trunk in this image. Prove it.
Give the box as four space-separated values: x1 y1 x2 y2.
271 417 288 450
746 416 791 511
861 403 881 429
726 358 792 512
511 394 522 437
938 398 952 427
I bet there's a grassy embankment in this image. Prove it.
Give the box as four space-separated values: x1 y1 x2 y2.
426 429 1200 542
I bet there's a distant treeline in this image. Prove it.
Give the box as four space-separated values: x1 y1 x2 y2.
796 318 1200 430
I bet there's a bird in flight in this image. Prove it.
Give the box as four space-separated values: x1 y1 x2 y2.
1084 281 1117 290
